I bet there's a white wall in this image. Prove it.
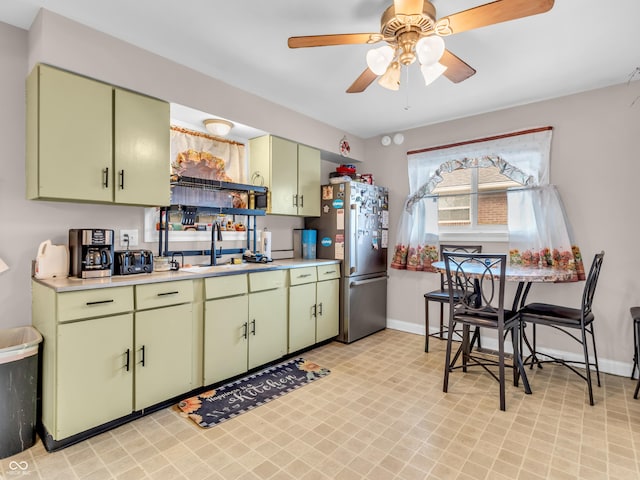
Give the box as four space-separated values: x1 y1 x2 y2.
364 82 640 374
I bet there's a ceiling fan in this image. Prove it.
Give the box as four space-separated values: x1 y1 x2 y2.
288 0 555 93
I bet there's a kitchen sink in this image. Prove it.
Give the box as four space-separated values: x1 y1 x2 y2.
180 263 253 274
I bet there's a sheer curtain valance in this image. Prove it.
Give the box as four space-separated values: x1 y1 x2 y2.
390 127 584 280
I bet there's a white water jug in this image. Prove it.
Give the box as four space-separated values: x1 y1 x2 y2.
34 240 69 279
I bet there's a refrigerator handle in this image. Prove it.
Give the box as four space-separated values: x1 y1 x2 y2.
350 203 358 275
350 276 388 287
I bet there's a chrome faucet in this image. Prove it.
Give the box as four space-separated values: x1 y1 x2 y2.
210 220 223 265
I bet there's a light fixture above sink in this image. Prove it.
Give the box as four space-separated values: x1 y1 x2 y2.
204 118 234 137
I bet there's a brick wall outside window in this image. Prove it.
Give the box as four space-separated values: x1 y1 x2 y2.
478 191 508 225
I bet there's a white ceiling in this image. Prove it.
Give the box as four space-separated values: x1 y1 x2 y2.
2 0 640 139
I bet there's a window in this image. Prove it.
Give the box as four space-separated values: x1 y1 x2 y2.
391 127 555 272
401 127 552 244
433 166 522 229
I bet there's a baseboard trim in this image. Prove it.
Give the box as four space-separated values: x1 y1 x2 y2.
386 317 633 378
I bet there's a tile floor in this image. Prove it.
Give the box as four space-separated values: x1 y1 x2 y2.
2 329 640 480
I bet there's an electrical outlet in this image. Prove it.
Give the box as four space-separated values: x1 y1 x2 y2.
120 229 138 248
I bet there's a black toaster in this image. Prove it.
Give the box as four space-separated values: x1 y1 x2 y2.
114 250 153 275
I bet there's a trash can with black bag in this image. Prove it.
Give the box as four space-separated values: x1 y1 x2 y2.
0 326 43 459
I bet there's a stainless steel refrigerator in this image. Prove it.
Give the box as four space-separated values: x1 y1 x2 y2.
305 181 389 343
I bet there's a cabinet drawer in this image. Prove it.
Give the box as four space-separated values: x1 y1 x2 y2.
136 280 194 310
58 286 134 322
317 264 340 281
249 270 285 292
289 266 317 286
205 274 248 299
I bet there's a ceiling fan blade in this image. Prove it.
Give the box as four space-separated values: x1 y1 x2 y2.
440 50 476 83
346 68 378 94
288 33 380 48
393 0 424 16
439 0 554 35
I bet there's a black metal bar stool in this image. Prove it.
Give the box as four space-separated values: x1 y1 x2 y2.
424 244 482 352
631 307 640 399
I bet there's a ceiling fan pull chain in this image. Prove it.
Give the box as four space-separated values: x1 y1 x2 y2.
404 66 411 110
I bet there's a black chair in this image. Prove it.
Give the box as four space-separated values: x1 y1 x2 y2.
442 252 528 411
630 307 640 399
424 244 482 352
519 251 605 406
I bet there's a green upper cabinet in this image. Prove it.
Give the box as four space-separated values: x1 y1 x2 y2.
26 64 170 206
27 64 113 203
114 88 170 206
249 135 320 216
297 143 321 217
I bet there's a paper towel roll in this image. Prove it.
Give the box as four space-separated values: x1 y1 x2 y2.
260 230 272 259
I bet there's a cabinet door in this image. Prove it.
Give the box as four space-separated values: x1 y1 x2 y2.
134 303 193 410
114 89 170 206
248 288 287 369
270 137 298 215
289 283 317 353
204 295 249 385
297 144 321 217
57 314 133 439
316 279 339 342
35 65 113 202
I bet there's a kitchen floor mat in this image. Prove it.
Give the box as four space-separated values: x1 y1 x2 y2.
177 358 330 428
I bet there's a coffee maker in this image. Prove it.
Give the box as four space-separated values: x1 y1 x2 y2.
69 229 114 278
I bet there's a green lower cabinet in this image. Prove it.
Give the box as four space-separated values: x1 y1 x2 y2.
57 314 133 439
316 278 339 342
204 294 250 385
55 303 195 438
248 288 287 370
204 286 287 384
289 283 318 352
288 271 340 353
134 303 194 410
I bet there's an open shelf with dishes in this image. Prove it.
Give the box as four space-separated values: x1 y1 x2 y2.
157 176 268 265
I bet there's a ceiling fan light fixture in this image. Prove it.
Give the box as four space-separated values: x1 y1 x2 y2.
203 118 234 136
366 45 394 76
416 35 445 65
378 61 401 91
420 62 447 86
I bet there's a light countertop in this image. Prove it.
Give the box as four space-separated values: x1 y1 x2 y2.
34 258 341 292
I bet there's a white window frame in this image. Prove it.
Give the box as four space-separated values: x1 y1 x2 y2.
405 128 552 244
